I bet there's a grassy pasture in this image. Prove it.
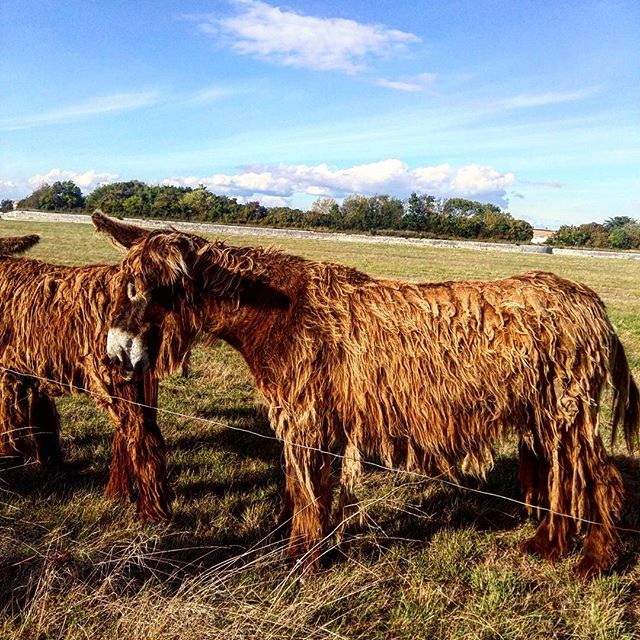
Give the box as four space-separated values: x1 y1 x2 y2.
1 219 640 639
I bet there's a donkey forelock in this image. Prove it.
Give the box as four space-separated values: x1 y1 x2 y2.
123 231 200 289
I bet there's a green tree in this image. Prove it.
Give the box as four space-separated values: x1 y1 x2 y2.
79 180 535 241
375 195 404 230
550 224 592 246
86 181 149 215
0 199 14 213
477 209 512 240
55 180 84 209
441 198 485 237
265 207 305 227
403 193 438 232
240 201 268 223
150 189 188 220
308 197 340 227
206 194 241 222
17 181 84 210
604 216 636 230
180 187 216 220
621 223 640 249
608 227 633 249
341 195 370 231
122 194 145 217
579 222 609 248
505 219 534 242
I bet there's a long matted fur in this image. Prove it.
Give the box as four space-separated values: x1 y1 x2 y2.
97 212 640 575
0 245 191 521
0 234 39 256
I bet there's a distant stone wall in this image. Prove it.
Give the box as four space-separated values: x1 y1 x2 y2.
5 210 640 261
552 247 640 260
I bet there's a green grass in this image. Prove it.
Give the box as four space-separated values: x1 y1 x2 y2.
1 219 640 639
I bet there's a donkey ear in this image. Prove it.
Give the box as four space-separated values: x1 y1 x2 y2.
92 209 150 249
0 234 39 256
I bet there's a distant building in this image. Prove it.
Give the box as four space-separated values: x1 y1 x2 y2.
531 228 555 245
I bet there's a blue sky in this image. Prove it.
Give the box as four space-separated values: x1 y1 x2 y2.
1 0 638 227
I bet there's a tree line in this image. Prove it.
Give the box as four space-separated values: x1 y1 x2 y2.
548 217 640 250
5 179 535 242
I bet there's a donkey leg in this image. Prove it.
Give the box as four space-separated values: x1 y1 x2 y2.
518 437 549 517
0 376 32 461
105 427 134 501
520 519 565 561
107 380 171 523
520 403 622 575
335 441 363 542
284 441 333 569
29 387 63 468
575 451 623 577
519 423 576 562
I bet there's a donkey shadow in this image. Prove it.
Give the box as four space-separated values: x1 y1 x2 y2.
0 398 279 499
330 455 525 565
335 454 640 573
3 416 640 579
613 455 640 571
170 403 281 467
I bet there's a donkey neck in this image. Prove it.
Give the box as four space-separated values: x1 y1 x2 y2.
198 247 302 371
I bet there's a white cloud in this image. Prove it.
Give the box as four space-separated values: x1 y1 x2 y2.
196 0 420 73
495 88 598 111
0 91 160 131
375 79 422 92
165 159 517 207
0 180 20 199
375 72 437 92
243 194 290 207
187 85 237 104
451 164 515 197
412 164 452 191
28 169 119 192
0 85 243 131
9 160 517 207
521 179 564 188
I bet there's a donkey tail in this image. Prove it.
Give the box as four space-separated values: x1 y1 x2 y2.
610 331 640 452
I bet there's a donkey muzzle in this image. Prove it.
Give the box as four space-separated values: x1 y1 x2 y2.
106 327 151 380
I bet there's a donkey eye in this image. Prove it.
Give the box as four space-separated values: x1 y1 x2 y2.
127 282 137 300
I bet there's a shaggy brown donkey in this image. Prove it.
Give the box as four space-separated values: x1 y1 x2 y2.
96 213 639 576
0 234 61 466
0 239 190 522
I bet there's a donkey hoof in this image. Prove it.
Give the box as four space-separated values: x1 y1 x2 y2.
575 554 609 579
519 536 560 561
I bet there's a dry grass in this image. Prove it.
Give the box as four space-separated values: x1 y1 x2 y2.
1 219 640 639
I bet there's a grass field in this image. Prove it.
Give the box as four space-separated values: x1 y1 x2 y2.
1 219 640 639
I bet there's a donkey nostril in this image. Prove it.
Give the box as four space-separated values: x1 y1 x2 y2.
132 356 150 376
109 348 133 374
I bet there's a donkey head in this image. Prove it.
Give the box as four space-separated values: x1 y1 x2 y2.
95 211 290 380
93 211 204 379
